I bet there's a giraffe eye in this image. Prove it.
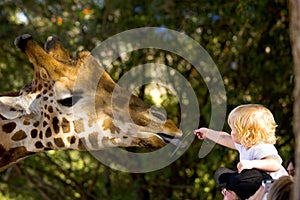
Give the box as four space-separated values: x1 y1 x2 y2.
57 95 82 107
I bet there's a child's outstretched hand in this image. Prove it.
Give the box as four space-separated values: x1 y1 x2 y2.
194 128 208 140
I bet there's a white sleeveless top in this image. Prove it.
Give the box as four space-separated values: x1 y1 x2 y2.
234 143 288 179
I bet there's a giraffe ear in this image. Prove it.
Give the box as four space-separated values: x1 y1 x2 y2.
0 105 22 119
0 97 23 119
0 95 38 119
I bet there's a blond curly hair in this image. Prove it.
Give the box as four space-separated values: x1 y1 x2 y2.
228 104 277 148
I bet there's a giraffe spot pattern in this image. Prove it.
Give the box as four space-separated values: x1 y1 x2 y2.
78 138 86 150
23 119 30 126
48 106 53 113
74 119 85 133
31 129 38 138
39 131 43 139
35 141 44 149
62 117 70 133
88 132 99 149
54 138 65 148
45 127 52 138
11 130 27 141
102 118 120 134
33 121 39 127
43 121 48 127
52 117 59 134
44 113 50 120
2 122 17 133
46 142 53 148
38 84 43 91
67 136 76 144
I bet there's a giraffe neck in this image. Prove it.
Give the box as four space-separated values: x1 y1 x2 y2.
0 89 142 171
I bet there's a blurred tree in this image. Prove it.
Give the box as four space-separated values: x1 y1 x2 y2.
0 0 294 199
289 0 300 199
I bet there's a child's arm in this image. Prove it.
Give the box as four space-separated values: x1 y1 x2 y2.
237 156 281 173
194 128 237 150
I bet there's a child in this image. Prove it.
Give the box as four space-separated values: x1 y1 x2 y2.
194 104 288 179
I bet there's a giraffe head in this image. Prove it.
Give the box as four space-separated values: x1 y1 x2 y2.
0 34 182 171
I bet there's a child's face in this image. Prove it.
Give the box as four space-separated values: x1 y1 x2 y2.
229 123 240 144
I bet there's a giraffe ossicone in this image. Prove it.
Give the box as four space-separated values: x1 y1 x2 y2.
0 34 182 172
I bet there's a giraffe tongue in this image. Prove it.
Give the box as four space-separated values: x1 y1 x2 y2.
157 134 185 148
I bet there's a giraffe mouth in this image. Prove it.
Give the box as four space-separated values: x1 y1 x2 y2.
157 133 184 147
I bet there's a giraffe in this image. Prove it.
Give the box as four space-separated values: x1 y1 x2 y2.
0 34 182 172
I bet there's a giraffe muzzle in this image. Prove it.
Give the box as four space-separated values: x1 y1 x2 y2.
157 133 185 148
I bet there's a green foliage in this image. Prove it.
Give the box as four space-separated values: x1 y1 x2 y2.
0 0 294 199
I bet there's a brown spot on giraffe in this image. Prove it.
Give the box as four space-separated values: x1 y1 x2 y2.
35 141 43 149
31 129 38 138
102 118 120 134
44 113 50 120
54 138 65 148
78 138 87 150
46 142 54 149
48 105 53 113
88 132 99 149
52 117 59 134
67 136 76 144
45 127 52 138
23 118 30 126
74 119 85 133
62 117 70 133
11 130 27 141
33 121 39 127
38 84 43 91
2 122 17 133
39 131 43 139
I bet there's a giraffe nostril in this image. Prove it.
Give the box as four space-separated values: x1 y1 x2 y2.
14 34 33 51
